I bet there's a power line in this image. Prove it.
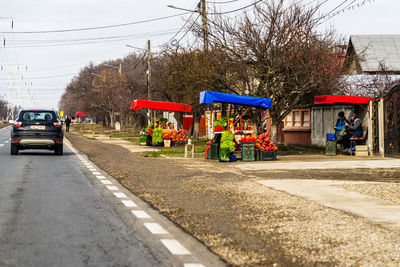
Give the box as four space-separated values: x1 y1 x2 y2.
0 72 76 80
0 12 191 34
208 0 263 15
161 1 200 47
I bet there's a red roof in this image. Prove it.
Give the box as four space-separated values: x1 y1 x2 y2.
130 99 192 113
314 95 373 105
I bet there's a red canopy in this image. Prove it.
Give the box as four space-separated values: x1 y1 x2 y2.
130 99 192 113
314 95 373 105
75 112 90 116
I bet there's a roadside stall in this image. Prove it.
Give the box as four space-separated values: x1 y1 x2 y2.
199 91 277 162
75 112 90 123
130 99 192 147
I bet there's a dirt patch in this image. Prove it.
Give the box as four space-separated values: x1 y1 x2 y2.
67 132 400 266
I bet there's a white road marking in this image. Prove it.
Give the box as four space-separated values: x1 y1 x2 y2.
184 264 206 267
113 192 128 198
4 141 9 143
100 180 112 185
160 239 191 255
96 175 106 180
121 199 137 208
144 223 168 235
92 172 101 175
131 210 151 219
88 168 97 172
0 144 4 147
106 185 119 191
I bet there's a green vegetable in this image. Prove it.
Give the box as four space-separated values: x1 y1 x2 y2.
159 118 168 123
145 123 154 134
152 127 163 144
213 117 227 130
220 131 235 160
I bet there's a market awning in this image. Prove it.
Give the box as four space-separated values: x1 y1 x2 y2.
130 99 192 113
314 95 373 105
199 91 271 109
75 112 90 116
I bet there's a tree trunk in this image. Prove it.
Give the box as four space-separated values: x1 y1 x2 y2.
271 121 278 143
192 113 201 141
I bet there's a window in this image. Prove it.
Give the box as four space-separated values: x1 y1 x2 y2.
284 109 310 129
19 111 56 122
294 111 301 127
303 111 310 127
286 113 293 127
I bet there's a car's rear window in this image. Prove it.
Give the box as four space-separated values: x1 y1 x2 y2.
19 111 57 122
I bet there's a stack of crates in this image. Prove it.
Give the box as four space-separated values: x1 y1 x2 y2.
325 133 337 156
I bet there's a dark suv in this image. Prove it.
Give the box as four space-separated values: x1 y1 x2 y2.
10 109 63 155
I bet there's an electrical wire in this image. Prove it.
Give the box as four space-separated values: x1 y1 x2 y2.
0 12 191 34
208 0 263 15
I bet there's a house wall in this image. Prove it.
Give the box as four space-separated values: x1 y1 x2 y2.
311 104 369 147
282 108 311 146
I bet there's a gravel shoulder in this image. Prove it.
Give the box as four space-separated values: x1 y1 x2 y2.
66 132 400 266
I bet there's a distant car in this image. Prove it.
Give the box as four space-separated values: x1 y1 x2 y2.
10 109 63 155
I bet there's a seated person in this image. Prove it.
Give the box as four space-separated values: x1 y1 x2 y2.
341 111 363 151
333 111 348 137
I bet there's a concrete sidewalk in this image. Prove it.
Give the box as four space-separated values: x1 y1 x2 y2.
236 158 400 170
258 179 400 228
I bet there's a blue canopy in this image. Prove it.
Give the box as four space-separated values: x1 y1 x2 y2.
199 91 271 109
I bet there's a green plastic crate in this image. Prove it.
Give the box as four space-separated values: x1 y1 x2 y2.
259 151 277 161
325 140 337 156
242 143 255 161
209 142 219 160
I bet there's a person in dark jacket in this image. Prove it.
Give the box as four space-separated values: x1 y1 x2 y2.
65 116 71 132
341 111 363 151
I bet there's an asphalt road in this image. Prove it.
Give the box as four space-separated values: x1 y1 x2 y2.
0 126 221 267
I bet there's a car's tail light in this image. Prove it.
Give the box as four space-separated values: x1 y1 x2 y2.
13 139 19 143
53 121 62 128
56 140 61 143
14 121 22 128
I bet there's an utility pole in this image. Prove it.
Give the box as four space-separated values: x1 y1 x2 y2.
201 0 209 52
147 39 152 123
118 61 122 75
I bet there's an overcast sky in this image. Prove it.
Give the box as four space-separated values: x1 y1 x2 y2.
0 0 398 110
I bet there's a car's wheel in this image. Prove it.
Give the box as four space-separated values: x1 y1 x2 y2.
54 145 63 155
10 144 18 155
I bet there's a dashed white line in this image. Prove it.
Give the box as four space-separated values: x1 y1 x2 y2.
131 210 151 219
4 141 9 143
100 180 112 185
96 175 106 180
144 223 169 235
121 199 137 208
92 172 101 175
88 168 97 172
106 185 119 191
160 239 191 255
113 192 128 199
184 264 206 267
0 144 4 147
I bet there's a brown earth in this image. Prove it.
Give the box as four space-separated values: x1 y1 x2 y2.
66 132 400 266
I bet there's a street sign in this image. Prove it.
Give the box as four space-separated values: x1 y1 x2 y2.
60 111 64 117
115 122 121 132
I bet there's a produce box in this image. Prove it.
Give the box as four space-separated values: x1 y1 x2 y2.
139 135 147 146
325 140 337 156
259 151 277 161
209 143 219 160
241 143 255 161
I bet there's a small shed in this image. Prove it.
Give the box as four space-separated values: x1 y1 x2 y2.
311 95 373 147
